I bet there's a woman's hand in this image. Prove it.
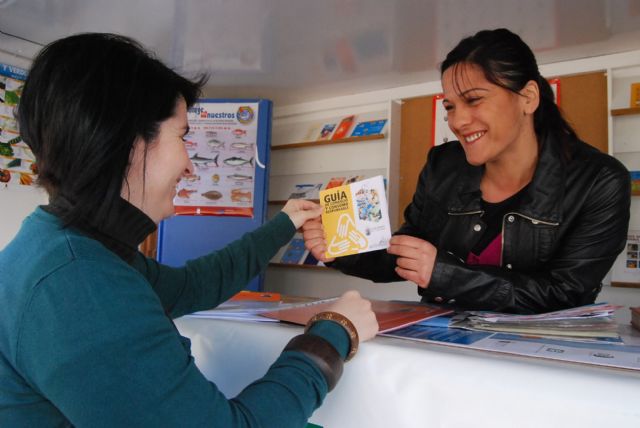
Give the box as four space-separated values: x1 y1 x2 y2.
281 199 323 229
301 216 336 263
386 235 437 288
327 290 378 342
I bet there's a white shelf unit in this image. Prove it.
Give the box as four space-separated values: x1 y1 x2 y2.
610 66 640 152
607 65 640 290
269 99 401 226
609 65 640 230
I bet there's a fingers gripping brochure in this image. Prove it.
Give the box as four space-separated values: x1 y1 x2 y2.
320 175 391 258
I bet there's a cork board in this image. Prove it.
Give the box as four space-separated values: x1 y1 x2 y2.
556 71 608 153
399 95 434 223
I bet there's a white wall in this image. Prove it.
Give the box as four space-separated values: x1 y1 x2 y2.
264 49 640 317
0 187 47 249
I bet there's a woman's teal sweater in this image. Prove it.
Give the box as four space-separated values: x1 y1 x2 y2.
0 207 347 427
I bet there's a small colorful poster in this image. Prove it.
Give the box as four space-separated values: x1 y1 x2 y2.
175 102 259 217
0 63 36 188
319 175 391 258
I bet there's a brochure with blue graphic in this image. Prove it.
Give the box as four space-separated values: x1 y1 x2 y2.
350 119 387 137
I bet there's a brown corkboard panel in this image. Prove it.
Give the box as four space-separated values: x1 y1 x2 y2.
556 71 608 153
399 95 434 224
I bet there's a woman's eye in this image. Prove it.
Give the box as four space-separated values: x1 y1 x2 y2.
466 97 481 104
444 104 453 112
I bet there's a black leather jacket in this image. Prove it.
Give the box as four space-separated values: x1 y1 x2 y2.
332 136 630 314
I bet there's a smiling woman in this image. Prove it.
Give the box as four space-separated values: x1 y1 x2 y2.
303 28 631 315
123 99 194 224
0 32 378 427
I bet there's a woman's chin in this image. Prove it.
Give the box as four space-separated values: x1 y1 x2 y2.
464 153 486 167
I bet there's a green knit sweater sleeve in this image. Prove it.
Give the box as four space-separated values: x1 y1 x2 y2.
132 212 296 318
16 251 347 427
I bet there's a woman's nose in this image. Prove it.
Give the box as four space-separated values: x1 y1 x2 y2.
448 105 471 133
184 158 194 176
182 146 194 175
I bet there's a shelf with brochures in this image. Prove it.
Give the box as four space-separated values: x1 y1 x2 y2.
609 67 640 203
609 67 640 155
271 134 386 150
610 107 640 117
268 199 319 205
268 168 387 204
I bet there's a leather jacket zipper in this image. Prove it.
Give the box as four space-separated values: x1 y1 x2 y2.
447 210 484 216
504 212 560 227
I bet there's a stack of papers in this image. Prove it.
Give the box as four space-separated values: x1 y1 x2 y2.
189 300 285 322
189 291 289 322
631 307 640 332
451 303 622 342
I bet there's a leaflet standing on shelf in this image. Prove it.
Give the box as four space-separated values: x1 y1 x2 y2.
350 119 387 137
288 182 323 199
331 115 355 140
320 175 391 258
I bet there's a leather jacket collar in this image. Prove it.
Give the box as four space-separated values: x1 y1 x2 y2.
446 135 565 224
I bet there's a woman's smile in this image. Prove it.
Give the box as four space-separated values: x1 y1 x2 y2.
462 130 486 144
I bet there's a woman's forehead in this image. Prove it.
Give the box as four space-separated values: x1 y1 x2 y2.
442 62 499 100
443 63 485 91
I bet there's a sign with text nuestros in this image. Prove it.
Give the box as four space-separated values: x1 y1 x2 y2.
320 175 391 258
175 101 259 217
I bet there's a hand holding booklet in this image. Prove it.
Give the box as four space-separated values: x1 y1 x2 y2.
320 175 391 258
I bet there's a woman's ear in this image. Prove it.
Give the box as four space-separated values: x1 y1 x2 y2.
520 80 540 114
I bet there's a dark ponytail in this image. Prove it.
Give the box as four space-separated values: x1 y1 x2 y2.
441 28 576 159
533 75 577 155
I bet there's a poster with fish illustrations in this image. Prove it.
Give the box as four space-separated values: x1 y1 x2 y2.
320 175 391 258
175 101 260 216
0 63 36 189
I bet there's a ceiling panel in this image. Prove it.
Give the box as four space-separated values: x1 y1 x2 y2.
1 0 640 104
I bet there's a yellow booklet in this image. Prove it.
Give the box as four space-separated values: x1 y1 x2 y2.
319 175 391 258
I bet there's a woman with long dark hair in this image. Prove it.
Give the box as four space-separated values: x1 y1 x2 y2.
304 28 630 314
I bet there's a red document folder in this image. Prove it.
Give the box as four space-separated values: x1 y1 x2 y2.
261 299 452 333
